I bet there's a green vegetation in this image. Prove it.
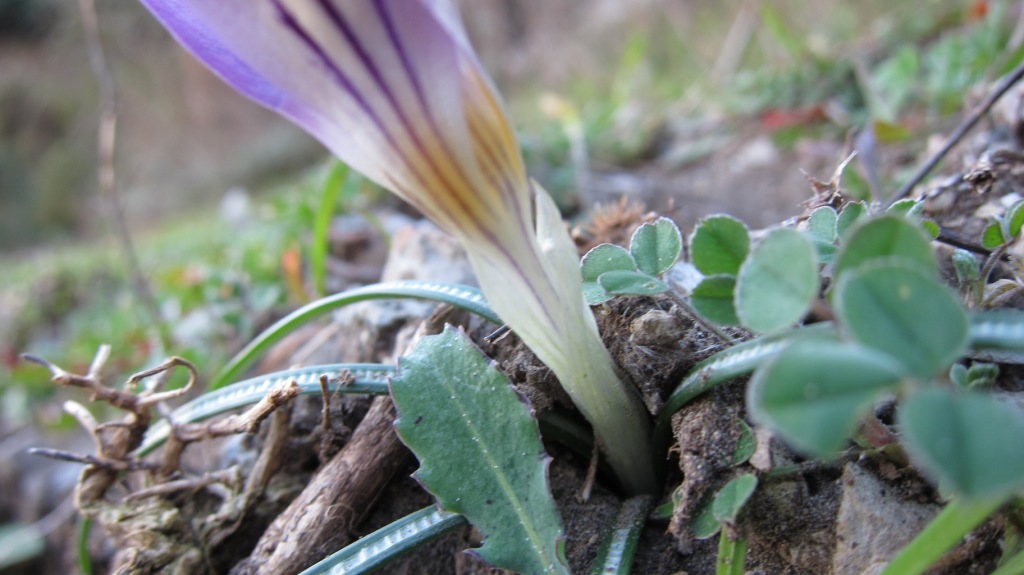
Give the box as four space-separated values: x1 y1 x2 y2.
8 3 1024 574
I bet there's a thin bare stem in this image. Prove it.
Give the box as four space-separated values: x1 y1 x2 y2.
77 0 164 334
886 59 1024 206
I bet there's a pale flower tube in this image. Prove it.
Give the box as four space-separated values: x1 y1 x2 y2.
140 0 656 494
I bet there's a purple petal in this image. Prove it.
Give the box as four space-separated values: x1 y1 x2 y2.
139 0 530 245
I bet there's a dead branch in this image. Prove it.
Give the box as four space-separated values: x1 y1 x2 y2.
232 307 463 575
886 58 1024 205
125 468 241 502
76 0 164 332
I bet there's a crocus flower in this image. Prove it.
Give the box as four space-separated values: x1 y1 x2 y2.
140 0 656 494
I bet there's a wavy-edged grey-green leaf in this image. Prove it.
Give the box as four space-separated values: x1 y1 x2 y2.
969 311 1024 350
590 496 653 575
392 327 569 575
209 281 497 390
299 506 466 575
630 217 683 277
137 364 393 456
653 323 840 458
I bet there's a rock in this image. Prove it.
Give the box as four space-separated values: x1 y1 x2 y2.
831 463 939 575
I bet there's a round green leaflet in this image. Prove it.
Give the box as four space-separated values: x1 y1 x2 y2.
835 261 968 379
735 227 818 333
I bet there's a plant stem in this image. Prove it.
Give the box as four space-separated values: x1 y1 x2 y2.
880 497 1004 575
716 529 747 575
886 58 1024 206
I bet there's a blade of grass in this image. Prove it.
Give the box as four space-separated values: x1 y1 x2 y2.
137 363 393 456
78 517 92 575
311 162 350 298
298 506 466 575
208 281 498 390
880 497 1004 575
590 495 653 575
653 322 838 459
716 530 747 575
991 546 1024 575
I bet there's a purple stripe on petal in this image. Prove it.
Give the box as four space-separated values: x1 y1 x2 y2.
140 0 289 113
318 1 498 229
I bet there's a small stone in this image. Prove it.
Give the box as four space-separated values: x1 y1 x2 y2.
629 309 682 347
831 464 939 575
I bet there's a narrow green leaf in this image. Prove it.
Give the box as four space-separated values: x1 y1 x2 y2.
836 202 868 239
833 215 937 281
736 228 818 333
716 529 748 575
0 523 45 569
392 327 569 575
690 275 739 326
209 281 498 390
299 507 467 575
137 364 393 457
901 387 1024 500
590 496 653 575
598 270 670 296
747 340 904 457
880 497 1004 575
690 215 750 276
970 311 1024 350
630 217 683 276
311 162 349 297
990 544 1024 575
712 474 758 523
78 517 92 575
654 323 841 457
983 221 1007 250
582 244 637 304
808 207 838 243
835 261 968 378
